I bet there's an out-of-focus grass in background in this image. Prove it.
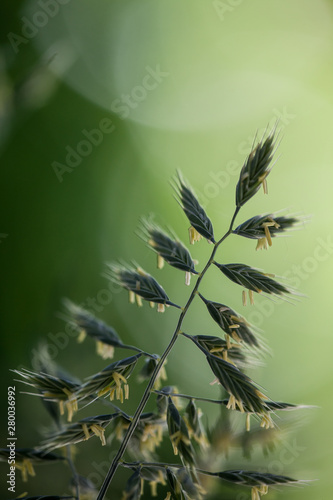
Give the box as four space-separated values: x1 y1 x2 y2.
1 0 333 498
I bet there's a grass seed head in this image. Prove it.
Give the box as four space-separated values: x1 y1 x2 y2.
236 129 277 208
141 218 198 281
215 262 293 297
233 213 302 250
167 397 196 468
63 300 122 353
106 262 180 309
39 414 119 452
198 294 260 348
121 469 143 500
206 354 268 415
173 171 215 244
75 354 141 403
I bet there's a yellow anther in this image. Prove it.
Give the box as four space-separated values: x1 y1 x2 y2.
77 330 87 343
157 254 165 269
225 334 231 350
263 178 268 194
157 303 165 313
189 226 202 245
226 394 236 410
136 267 147 276
170 430 181 454
63 389 78 422
210 347 224 354
260 414 275 429
251 487 261 500
90 424 106 445
24 459 35 477
82 423 90 440
263 223 273 246
97 341 115 360
129 290 135 303
59 400 64 415
258 172 269 195
259 485 268 495
256 390 268 400
16 459 35 482
227 394 244 412
268 216 280 228
231 330 241 343
256 237 268 251
246 413 251 432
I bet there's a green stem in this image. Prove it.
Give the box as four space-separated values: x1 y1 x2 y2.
96 207 240 500
121 460 216 477
120 343 157 358
66 445 80 500
153 389 224 406
121 460 186 470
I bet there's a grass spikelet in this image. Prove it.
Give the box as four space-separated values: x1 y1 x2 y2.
235 128 277 208
106 262 180 309
39 414 119 452
75 354 141 403
140 218 198 284
198 294 260 348
173 171 215 244
214 262 293 297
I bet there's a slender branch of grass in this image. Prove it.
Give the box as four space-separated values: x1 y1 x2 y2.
119 344 157 358
121 460 186 470
153 389 223 406
96 206 240 500
180 331 211 355
66 445 80 500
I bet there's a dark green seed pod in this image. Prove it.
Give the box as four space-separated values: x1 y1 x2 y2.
167 397 196 468
106 263 180 311
192 335 249 367
199 294 259 347
122 469 143 500
39 413 119 452
236 130 276 208
141 218 198 283
233 213 301 250
63 300 122 347
206 354 267 414
75 354 142 404
215 263 291 296
173 171 215 244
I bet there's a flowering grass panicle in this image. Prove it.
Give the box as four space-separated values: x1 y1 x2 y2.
10 126 312 500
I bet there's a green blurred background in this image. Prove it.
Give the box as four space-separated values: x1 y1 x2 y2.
1 0 333 498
